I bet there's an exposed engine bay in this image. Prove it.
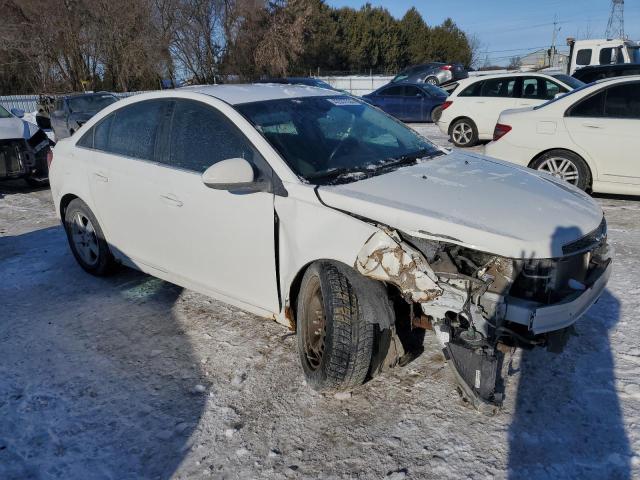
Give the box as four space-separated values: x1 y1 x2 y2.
356 221 612 411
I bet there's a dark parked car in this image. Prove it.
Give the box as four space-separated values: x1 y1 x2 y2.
572 63 640 84
50 92 118 140
391 62 468 86
256 77 339 90
362 83 448 122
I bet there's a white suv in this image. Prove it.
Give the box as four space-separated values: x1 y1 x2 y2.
49 85 611 408
485 76 640 195
437 73 583 147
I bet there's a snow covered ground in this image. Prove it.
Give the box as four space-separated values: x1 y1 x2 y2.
1 124 639 479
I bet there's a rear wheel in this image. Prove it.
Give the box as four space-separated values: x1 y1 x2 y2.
450 118 478 147
531 150 590 191
297 262 374 392
431 105 444 123
63 198 117 275
425 76 439 86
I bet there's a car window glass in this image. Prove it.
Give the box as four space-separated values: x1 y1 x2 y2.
95 115 114 151
569 90 605 117
522 78 565 100
169 100 256 173
459 81 483 97
380 86 405 96
481 78 516 98
576 49 592 66
76 127 94 148
404 86 422 97
107 101 165 160
599 47 614 65
604 83 640 119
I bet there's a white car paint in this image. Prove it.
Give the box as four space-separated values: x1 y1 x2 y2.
437 73 578 143
49 84 609 339
485 76 640 196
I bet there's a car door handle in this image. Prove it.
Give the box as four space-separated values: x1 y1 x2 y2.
160 194 183 207
582 122 604 129
93 172 109 182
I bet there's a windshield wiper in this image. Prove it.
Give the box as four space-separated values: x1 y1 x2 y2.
305 166 373 185
375 148 442 173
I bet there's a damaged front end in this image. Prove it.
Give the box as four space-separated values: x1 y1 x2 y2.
0 129 50 182
356 223 612 411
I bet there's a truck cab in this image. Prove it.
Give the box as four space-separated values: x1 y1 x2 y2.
567 38 640 75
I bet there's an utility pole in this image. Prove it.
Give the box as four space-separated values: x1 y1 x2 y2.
549 14 560 68
606 0 625 39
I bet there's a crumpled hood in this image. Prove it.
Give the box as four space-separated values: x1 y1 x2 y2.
0 116 33 140
317 151 604 259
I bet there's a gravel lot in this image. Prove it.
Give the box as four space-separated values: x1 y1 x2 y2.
1 124 639 479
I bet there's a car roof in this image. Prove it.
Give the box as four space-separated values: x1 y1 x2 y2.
182 83 337 105
65 92 117 99
456 72 558 85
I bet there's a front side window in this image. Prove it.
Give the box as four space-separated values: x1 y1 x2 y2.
237 96 441 184
404 86 422 97
576 49 592 66
599 47 614 65
522 78 566 100
604 83 640 119
481 78 516 98
380 86 405 96
169 100 256 173
107 101 167 161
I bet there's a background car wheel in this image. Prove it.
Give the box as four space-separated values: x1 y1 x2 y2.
297 261 374 392
450 118 478 147
64 198 117 276
425 76 439 86
431 105 444 123
531 150 591 191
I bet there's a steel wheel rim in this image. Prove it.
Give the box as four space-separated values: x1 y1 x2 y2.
70 212 99 266
452 122 473 145
302 278 326 371
537 157 580 185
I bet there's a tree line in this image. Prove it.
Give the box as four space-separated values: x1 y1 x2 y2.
0 0 477 94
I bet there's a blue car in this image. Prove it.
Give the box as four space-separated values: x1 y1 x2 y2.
362 83 448 122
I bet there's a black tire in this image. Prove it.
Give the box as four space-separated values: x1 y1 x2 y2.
530 150 591 191
449 118 478 148
63 198 117 276
425 76 439 86
431 105 444 123
297 262 375 392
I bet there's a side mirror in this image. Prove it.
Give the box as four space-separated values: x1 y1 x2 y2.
202 158 256 190
11 108 25 118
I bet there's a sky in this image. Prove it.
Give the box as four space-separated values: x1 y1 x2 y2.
326 0 640 65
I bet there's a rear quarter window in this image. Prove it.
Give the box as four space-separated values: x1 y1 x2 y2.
458 81 483 97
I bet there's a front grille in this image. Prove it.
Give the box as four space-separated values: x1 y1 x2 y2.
0 140 27 177
562 217 607 256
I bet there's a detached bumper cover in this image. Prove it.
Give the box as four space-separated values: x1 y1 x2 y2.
504 258 612 335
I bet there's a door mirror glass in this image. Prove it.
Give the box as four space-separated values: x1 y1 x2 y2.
202 158 255 190
11 108 25 118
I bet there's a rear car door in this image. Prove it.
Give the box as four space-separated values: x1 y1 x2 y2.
374 85 406 118
402 85 425 121
153 99 280 312
564 81 640 184
79 99 173 269
474 77 518 137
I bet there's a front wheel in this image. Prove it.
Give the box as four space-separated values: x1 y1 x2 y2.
531 150 590 191
297 262 374 392
63 198 117 276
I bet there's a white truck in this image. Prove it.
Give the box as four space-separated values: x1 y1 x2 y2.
567 37 640 75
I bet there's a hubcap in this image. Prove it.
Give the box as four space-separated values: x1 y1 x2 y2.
537 157 579 185
302 280 326 371
70 212 100 266
452 122 473 145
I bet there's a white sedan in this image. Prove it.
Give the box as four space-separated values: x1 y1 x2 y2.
437 73 583 147
485 76 640 194
49 85 611 409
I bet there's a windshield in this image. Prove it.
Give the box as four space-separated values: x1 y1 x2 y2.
533 82 592 110
0 105 11 118
68 94 117 113
551 74 585 90
237 96 441 185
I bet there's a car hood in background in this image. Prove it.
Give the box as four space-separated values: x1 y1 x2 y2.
0 116 36 140
317 151 604 259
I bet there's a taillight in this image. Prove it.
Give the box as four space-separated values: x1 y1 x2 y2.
493 124 512 141
440 65 452 71
441 101 453 110
46 148 54 168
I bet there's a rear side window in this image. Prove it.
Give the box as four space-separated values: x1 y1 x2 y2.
168 100 256 173
576 49 592 66
107 101 166 161
480 78 516 98
569 91 606 117
604 83 640 119
599 47 614 65
459 81 483 97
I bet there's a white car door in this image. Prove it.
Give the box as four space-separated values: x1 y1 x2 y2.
153 99 280 313
473 77 518 137
80 100 174 269
565 81 640 185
